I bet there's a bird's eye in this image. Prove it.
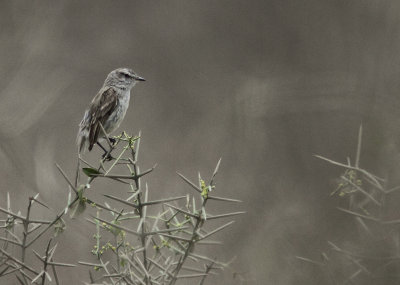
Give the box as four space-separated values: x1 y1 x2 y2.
119 72 130 78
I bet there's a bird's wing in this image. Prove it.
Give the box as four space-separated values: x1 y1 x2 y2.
88 87 118 151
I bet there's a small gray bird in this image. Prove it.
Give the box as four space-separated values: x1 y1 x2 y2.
77 68 145 153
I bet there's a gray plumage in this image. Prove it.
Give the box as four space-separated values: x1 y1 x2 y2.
77 68 145 153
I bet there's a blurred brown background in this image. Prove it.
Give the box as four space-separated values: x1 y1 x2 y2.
1 1 400 284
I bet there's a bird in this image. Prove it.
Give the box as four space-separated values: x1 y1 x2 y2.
76 67 145 154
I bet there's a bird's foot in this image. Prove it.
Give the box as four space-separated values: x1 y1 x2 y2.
108 137 116 145
102 152 114 161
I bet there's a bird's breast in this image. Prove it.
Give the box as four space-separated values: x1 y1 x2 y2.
104 90 131 133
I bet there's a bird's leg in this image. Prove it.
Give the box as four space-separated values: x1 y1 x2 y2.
97 142 114 161
96 142 107 152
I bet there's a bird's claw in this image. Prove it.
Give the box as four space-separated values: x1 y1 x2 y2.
109 137 116 145
102 152 114 161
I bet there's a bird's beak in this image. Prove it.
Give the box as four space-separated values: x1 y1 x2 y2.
134 75 146 81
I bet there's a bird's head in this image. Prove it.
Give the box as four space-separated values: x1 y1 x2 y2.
105 67 145 89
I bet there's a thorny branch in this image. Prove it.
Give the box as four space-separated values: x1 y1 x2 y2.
0 132 243 284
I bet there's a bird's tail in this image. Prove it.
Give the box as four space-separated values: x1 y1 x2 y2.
76 129 88 154
77 110 91 153
75 153 81 188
